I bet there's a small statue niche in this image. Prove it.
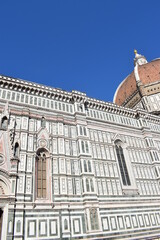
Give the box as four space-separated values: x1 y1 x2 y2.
41 117 46 128
1 116 8 130
14 143 19 158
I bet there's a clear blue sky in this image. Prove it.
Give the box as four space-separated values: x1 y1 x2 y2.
0 1 160 102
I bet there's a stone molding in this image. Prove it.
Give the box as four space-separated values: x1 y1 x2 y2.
1 75 160 125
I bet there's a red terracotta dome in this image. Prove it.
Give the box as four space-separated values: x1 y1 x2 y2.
114 54 160 106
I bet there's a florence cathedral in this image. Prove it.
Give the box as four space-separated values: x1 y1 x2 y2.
0 51 160 239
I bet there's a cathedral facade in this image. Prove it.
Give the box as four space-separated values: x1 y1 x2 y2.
0 52 160 239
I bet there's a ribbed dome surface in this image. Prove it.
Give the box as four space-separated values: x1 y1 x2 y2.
114 59 160 106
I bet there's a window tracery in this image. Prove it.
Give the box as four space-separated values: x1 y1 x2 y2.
115 141 131 186
36 150 47 198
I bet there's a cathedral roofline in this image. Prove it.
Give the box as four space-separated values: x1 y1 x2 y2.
0 74 138 117
1 74 160 125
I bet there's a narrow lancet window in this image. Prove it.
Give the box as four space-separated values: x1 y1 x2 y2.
84 160 87 172
81 141 85 153
88 161 92 172
85 142 89 153
36 151 47 198
86 179 90 192
16 220 21 233
64 219 68 230
115 142 131 186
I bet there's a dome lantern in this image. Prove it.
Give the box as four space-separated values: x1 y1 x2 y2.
134 50 148 66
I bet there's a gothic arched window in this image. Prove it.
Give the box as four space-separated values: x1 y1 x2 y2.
64 219 68 230
115 141 131 186
36 150 47 198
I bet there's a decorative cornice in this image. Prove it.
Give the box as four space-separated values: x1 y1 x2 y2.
0 75 72 103
1 74 160 124
86 97 138 118
71 90 86 103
